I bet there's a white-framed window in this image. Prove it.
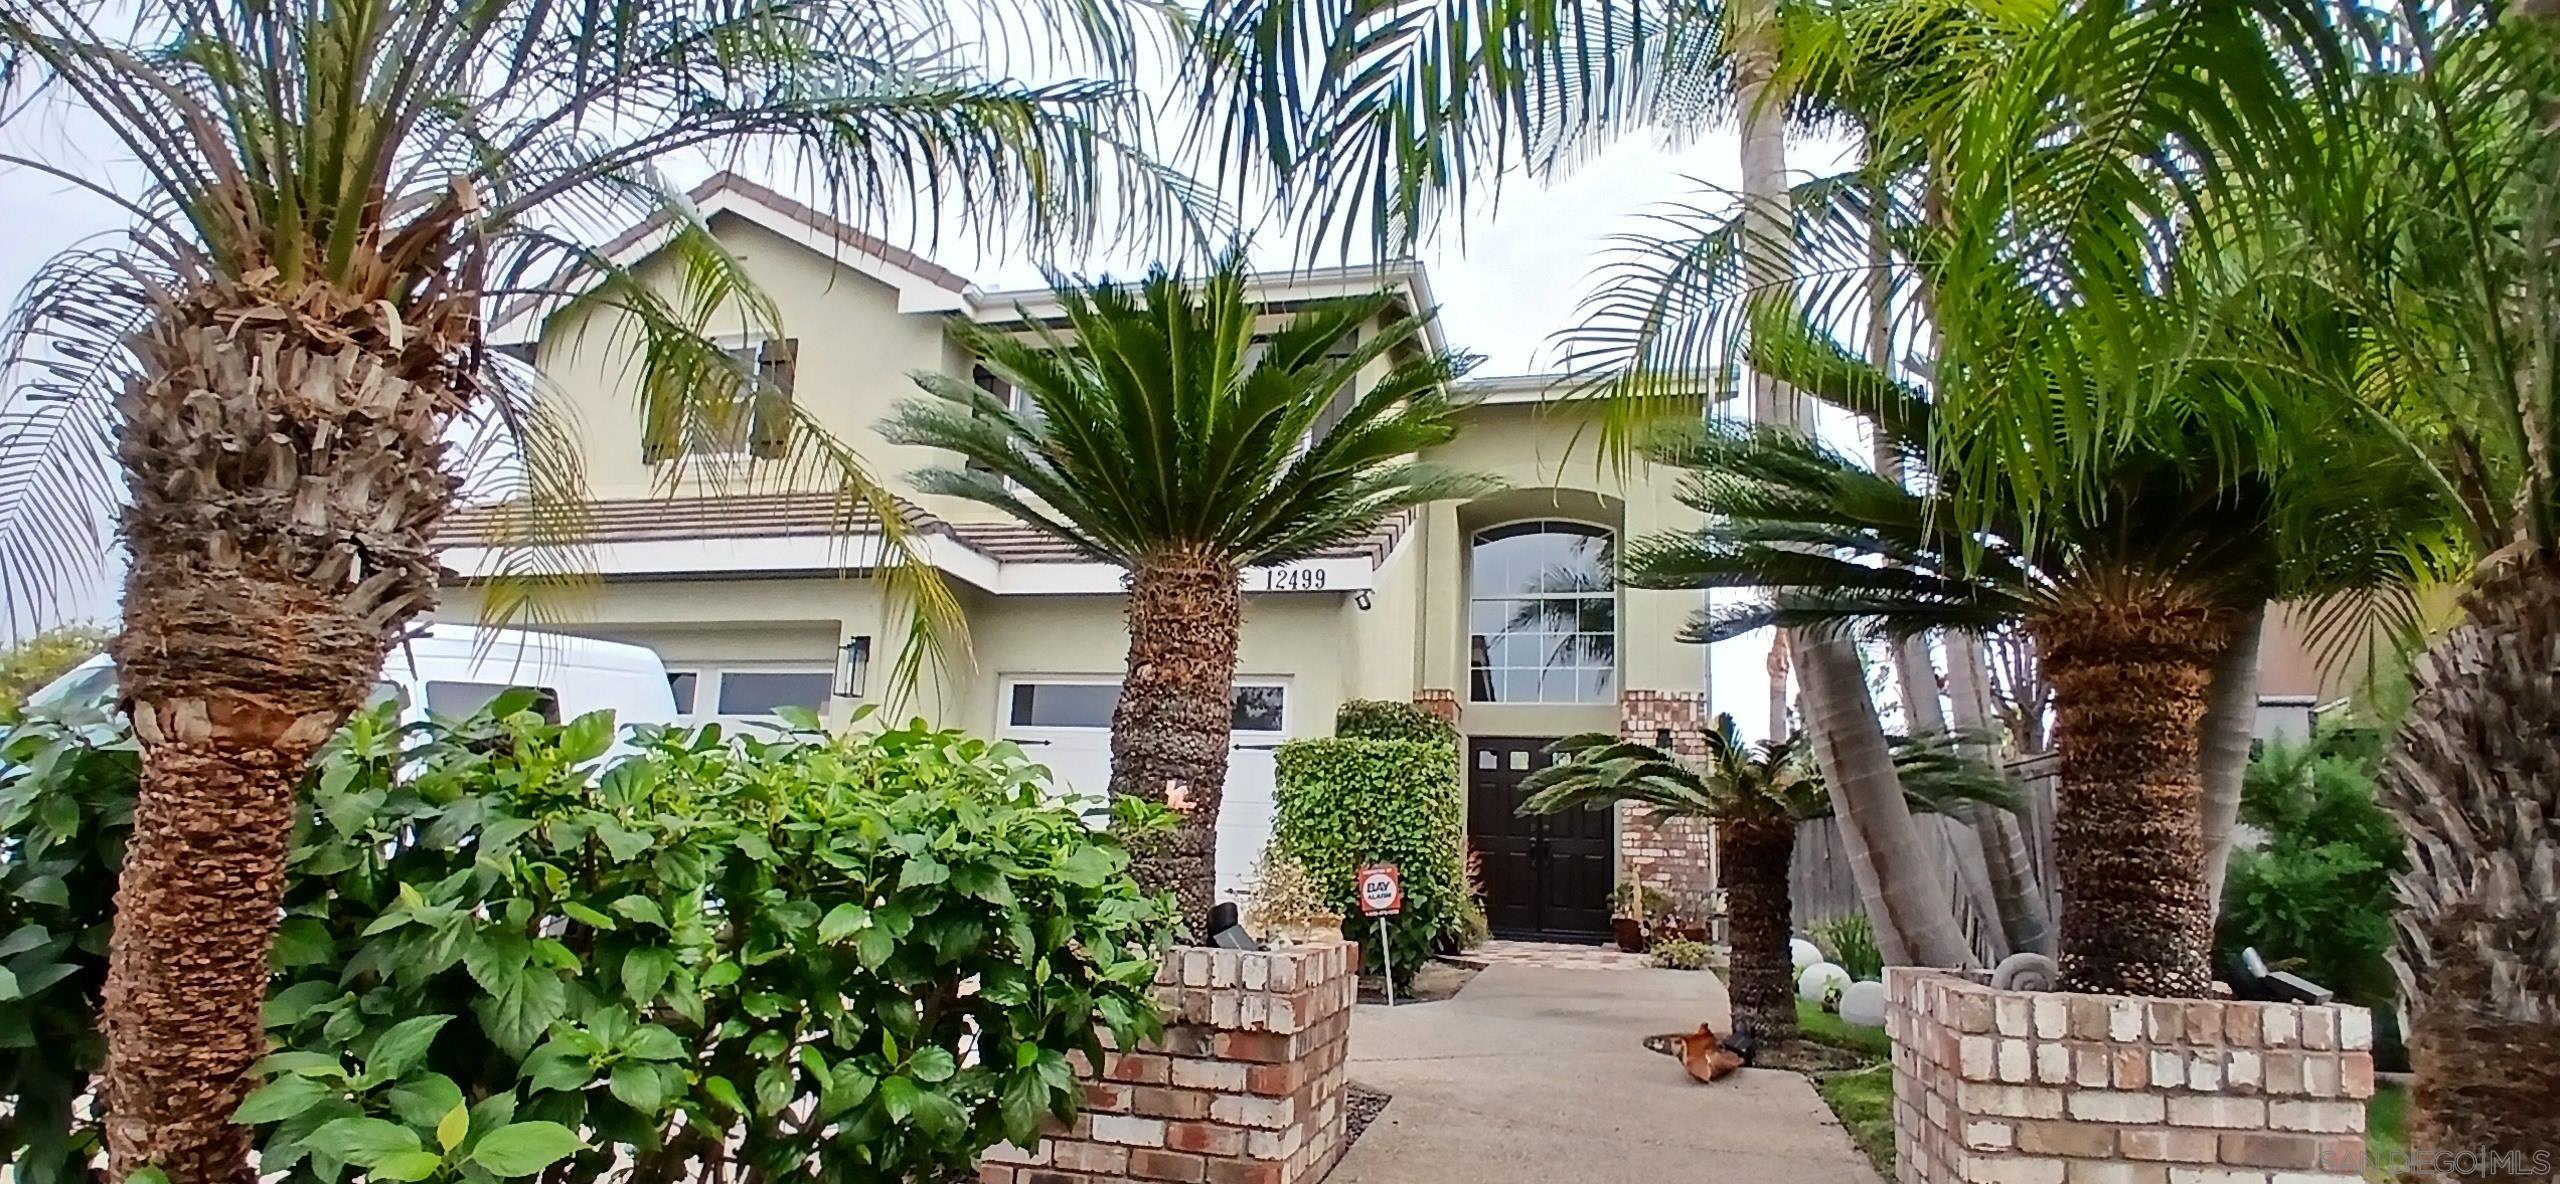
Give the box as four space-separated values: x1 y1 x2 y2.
665 662 832 725
1468 519 1618 704
997 676 1290 735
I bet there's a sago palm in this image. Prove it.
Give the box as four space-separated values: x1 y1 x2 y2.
881 257 1497 922
2044 0 2560 1167
1624 309 2442 999
0 0 1205 1175
1519 714 2007 1043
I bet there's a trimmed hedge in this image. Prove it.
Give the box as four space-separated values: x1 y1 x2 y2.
1333 699 1458 746
1273 737 1464 993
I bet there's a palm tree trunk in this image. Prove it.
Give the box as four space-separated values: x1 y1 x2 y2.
2030 576 2226 998
103 290 452 1182
1719 817 1800 1045
2198 599 2266 916
1797 634 1979 969
1732 0 1968 973
1948 634 2055 956
2384 556 2560 1180
1110 548 1241 929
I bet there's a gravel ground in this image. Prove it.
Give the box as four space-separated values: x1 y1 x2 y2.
1342 1084 1391 1149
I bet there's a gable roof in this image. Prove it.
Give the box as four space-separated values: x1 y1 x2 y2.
486 172 978 345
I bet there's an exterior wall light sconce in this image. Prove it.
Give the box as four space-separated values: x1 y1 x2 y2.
1354 590 1374 611
836 636 872 698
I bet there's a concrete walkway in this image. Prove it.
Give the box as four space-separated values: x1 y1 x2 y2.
1332 963 1884 1183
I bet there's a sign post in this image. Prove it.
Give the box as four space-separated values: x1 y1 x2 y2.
1355 864 1405 1006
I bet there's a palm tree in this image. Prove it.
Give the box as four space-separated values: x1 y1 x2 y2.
881 257 1497 922
1623 311 2441 998
1520 714 2007 1043
0 0 1206 1174
2030 0 2560 1166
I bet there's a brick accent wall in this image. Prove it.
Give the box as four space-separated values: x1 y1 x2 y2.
981 943 1357 1184
1617 690 1718 903
1885 968 2375 1184
1412 689 1459 723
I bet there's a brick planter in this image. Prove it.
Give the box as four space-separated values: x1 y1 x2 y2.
981 942 1358 1184
1886 968 2375 1184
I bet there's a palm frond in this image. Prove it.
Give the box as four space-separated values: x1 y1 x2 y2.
882 252 1500 571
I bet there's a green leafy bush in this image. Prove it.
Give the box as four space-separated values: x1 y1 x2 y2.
2 696 1175 1184
2216 725 2404 1023
1811 914 1884 982
1273 738 1464 994
1648 939 1711 971
1332 700 1457 746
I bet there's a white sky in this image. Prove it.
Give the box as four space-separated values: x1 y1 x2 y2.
0 117 1820 736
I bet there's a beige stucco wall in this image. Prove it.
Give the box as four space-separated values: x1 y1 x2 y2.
527 213 992 521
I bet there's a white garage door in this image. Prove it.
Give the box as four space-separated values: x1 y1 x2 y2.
997 677 1288 906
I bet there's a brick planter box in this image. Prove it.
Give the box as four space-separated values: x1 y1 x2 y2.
981 942 1358 1184
1885 968 2374 1184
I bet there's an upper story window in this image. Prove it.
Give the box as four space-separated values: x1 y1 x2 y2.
1468 521 1617 704
642 336 798 464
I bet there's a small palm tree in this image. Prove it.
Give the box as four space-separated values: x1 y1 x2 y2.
882 257 1498 922
1521 714 2007 1044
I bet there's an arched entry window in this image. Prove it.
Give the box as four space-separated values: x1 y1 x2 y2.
1468 520 1617 703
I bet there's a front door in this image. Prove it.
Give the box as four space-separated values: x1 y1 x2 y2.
1467 735 1613 941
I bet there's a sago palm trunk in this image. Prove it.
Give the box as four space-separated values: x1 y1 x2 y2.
2384 555 2560 1182
1110 548 1241 929
2030 576 2226 998
1719 816 1800 1045
104 281 457 1182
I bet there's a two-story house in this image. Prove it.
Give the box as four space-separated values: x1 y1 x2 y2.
435 172 2356 943
434 173 1722 941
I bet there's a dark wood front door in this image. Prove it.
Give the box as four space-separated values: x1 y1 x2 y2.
1467 735 1613 941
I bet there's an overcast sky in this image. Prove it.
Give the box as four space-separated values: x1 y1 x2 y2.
0 120 1827 734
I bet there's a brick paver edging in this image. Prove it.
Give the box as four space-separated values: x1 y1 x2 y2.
982 942 1358 1184
1885 967 2374 1184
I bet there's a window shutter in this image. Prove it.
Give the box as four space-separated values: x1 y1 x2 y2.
749 337 798 459
641 402 674 465
965 363 1008 474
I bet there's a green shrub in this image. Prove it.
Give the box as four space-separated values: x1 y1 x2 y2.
1811 914 1885 982
2216 726 2404 1016
1332 700 1457 746
1648 939 1711 970
1 696 1175 1184
1273 737 1464 994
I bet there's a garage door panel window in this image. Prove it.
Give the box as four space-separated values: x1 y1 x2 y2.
716 671 832 716
665 665 832 723
1003 679 1288 733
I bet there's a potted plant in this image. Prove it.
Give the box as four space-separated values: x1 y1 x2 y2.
1244 848 1346 946
1609 881 1677 952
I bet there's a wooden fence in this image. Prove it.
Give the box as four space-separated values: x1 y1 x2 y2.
1789 752 2060 963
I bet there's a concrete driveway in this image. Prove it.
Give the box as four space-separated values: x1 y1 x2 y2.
1332 963 1884 1184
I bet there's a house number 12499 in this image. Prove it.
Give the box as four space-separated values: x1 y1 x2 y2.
1260 567 1329 591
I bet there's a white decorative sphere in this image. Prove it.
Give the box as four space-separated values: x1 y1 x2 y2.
1798 961 1852 1003
1837 980 1889 1028
1790 938 1824 970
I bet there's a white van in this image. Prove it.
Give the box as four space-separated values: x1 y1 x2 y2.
29 623 682 734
